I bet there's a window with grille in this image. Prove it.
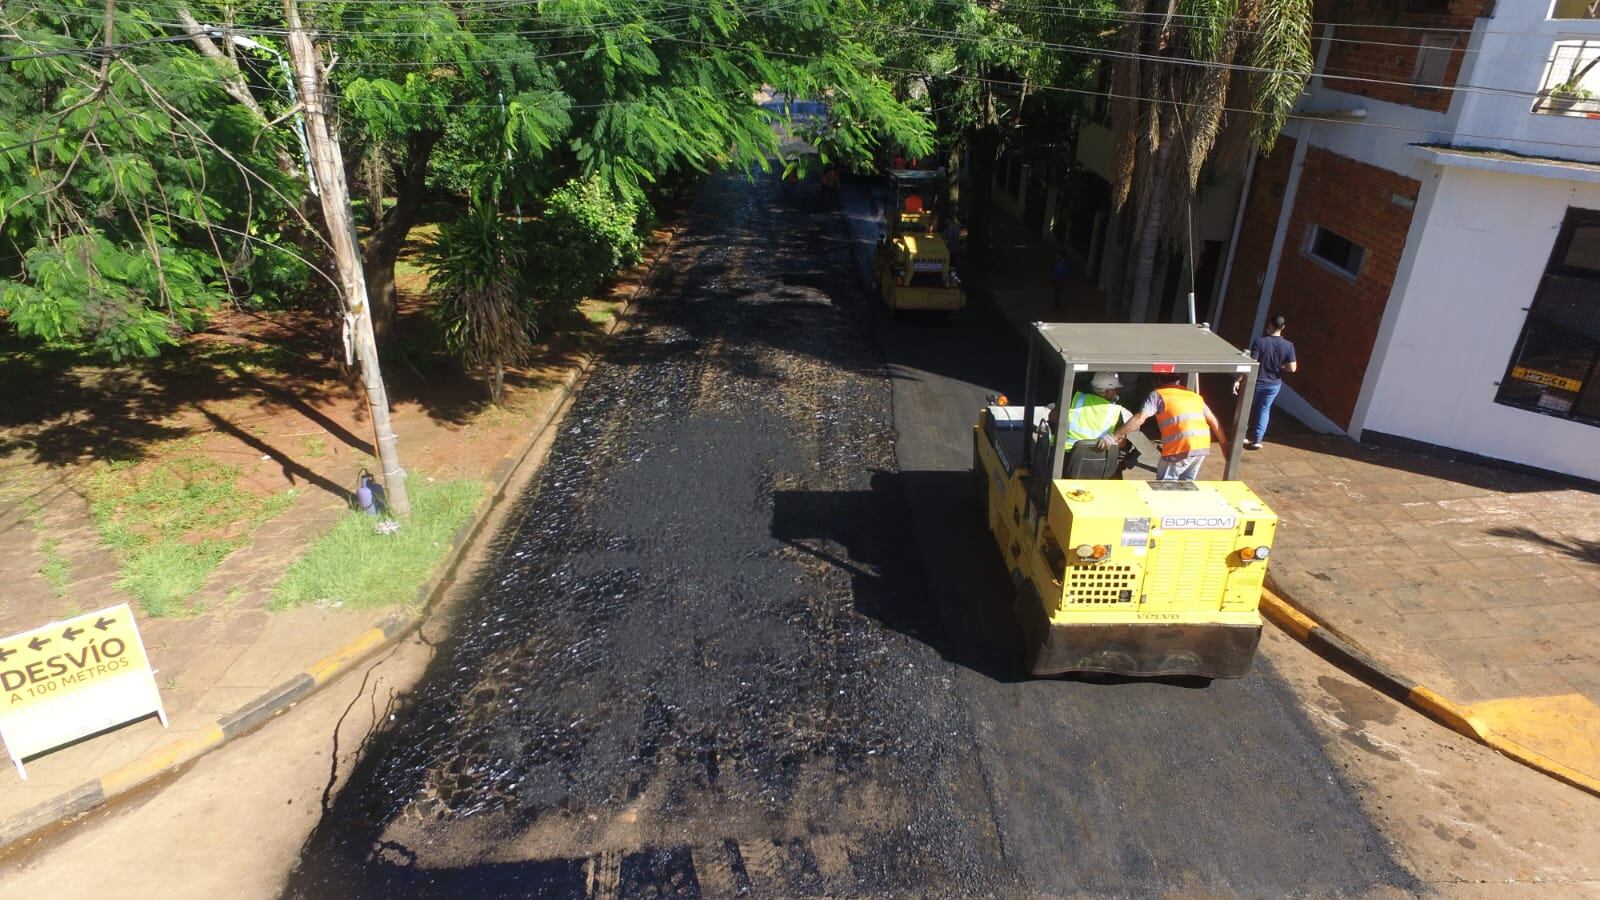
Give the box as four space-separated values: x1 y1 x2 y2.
1306 225 1366 278
1496 208 1600 426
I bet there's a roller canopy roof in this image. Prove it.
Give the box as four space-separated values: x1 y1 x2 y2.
1031 323 1257 375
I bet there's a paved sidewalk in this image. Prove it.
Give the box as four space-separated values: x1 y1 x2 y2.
971 203 1600 788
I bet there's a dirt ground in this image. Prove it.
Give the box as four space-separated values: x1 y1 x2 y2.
0 211 682 635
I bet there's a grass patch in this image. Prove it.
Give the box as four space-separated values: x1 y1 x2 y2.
271 478 484 611
86 449 297 617
584 305 619 326
38 538 70 596
302 434 328 458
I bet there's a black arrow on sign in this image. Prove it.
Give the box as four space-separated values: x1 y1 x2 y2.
62 626 84 642
28 636 50 651
94 616 116 631
0 647 13 662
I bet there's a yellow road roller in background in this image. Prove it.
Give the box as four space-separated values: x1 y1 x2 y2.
972 323 1277 679
874 168 965 312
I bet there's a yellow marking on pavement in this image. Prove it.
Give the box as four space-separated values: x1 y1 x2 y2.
1469 694 1600 795
1406 685 1487 737
1258 589 1315 641
98 724 224 796
305 627 390 685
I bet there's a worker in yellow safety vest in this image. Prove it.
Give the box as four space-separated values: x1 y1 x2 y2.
1052 371 1131 445
1101 372 1227 481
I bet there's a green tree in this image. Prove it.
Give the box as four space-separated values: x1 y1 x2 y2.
0 0 305 359
332 0 931 347
1109 0 1313 321
860 0 1109 260
423 201 534 404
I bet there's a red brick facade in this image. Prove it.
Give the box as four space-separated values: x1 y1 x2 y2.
1219 147 1420 429
1315 0 1491 113
1218 138 1297 346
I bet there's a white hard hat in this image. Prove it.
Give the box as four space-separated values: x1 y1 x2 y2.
1090 371 1122 391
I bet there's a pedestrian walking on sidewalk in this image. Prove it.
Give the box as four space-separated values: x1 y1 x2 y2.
1234 315 1298 450
1051 254 1070 310
1102 372 1227 481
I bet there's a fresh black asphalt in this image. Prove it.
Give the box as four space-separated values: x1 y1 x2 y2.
282 171 1413 898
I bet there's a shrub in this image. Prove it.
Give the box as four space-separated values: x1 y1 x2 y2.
525 177 645 323
422 202 536 403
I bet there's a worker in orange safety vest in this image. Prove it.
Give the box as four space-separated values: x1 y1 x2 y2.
1099 372 1227 480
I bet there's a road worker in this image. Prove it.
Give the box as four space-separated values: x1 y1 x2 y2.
1055 372 1131 444
1101 372 1226 480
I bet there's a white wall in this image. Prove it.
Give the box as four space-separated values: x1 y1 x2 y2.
1449 4 1600 164
1358 164 1600 481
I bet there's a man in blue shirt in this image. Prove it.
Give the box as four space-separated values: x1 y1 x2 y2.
1234 315 1298 450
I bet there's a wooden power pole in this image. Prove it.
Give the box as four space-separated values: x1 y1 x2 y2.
284 0 411 517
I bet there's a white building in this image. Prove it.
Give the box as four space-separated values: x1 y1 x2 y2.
1213 0 1600 482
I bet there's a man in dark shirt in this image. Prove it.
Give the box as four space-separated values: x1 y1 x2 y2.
1234 315 1298 450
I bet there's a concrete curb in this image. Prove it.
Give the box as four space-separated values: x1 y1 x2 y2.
0 214 687 854
1258 582 1600 799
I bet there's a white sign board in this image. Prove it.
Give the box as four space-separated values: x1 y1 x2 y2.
0 604 167 779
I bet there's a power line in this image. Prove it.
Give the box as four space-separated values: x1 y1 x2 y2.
943 0 1574 39
19 0 1549 106
9 0 1569 54
916 0 1572 64
800 14 1568 105
7 4 1595 155
670 35 1600 155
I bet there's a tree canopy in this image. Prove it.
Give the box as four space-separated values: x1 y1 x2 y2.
2 0 934 354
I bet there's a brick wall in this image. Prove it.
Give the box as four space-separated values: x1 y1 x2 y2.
1263 149 1420 428
1315 0 1491 113
1217 138 1296 346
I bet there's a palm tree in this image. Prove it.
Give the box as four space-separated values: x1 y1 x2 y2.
1109 0 1313 322
423 202 537 405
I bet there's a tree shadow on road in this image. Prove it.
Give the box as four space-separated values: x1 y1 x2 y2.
772 470 1028 685
1485 525 1600 566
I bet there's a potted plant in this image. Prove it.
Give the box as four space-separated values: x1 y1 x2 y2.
1547 80 1593 113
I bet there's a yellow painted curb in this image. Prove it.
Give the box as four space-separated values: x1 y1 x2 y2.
306 626 392 686
1257 590 1316 641
98 725 225 797
1480 730 1600 797
1260 586 1600 800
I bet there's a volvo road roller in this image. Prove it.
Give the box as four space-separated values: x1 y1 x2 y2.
873 168 965 312
973 322 1277 679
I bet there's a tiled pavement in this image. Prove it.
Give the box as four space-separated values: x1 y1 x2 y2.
973 203 1600 785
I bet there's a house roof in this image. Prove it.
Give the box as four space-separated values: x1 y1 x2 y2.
1414 145 1600 185
1031 323 1256 375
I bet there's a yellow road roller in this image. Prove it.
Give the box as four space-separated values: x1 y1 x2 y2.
874 168 965 312
972 323 1277 679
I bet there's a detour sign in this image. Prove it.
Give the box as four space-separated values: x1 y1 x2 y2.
0 603 167 779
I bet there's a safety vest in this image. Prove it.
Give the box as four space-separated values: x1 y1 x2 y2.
1154 386 1211 456
1061 392 1125 442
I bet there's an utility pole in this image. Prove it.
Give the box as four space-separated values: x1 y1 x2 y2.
283 0 411 517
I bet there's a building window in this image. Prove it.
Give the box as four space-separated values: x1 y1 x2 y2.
1534 38 1600 117
1306 225 1365 278
1413 34 1456 87
1551 0 1600 20
1496 208 1600 426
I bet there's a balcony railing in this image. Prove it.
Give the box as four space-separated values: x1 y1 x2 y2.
1534 37 1600 118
